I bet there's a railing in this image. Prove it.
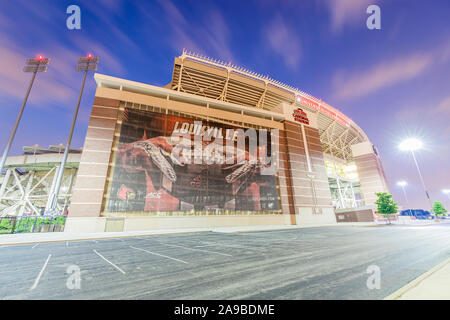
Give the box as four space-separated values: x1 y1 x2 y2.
0 215 67 234
179 49 366 132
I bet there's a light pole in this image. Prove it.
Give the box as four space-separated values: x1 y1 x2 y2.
0 56 50 174
47 54 98 212
399 138 433 211
443 189 450 204
397 181 412 216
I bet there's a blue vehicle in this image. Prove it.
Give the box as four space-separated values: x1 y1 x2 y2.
400 209 434 220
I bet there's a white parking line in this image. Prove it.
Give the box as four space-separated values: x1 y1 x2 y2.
185 238 254 250
183 239 217 248
93 249 126 274
195 244 216 248
31 243 39 249
30 254 51 290
130 246 188 264
236 236 297 243
200 241 262 252
161 243 233 257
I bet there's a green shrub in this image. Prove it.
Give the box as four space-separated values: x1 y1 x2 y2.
14 217 35 233
52 217 66 225
36 218 51 226
433 201 448 215
0 219 13 233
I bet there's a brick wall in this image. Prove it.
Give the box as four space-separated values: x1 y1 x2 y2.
68 97 120 217
280 121 335 223
353 153 389 205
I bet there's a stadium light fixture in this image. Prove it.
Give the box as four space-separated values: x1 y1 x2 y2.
47 54 99 212
397 181 407 187
0 56 50 174
399 138 423 151
399 137 432 212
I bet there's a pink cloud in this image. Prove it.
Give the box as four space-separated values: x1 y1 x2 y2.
202 9 233 62
82 0 141 54
434 96 450 115
324 0 378 33
157 0 234 62
0 40 75 105
0 23 124 108
332 52 433 101
265 15 302 69
0 2 126 108
157 0 199 52
68 36 125 75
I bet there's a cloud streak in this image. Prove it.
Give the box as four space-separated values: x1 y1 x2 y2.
332 52 433 101
324 0 378 33
265 15 302 69
0 0 126 108
0 37 76 105
157 0 234 62
434 96 450 115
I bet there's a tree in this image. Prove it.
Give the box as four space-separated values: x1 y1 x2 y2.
433 201 448 216
375 192 398 224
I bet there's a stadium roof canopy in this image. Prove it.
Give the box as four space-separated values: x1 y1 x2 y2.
23 144 82 155
169 50 368 160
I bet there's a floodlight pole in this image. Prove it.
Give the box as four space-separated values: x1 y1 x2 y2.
399 184 412 215
443 191 450 203
48 56 97 212
410 150 433 211
0 57 49 174
0 72 37 174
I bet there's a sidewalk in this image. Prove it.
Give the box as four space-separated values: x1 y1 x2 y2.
0 222 375 246
385 257 450 300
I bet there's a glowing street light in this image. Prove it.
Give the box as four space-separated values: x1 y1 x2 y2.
0 55 51 174
397 181 412 215
46 54 99 212
397 181 407 187
399 138 432 211
399 138 423 152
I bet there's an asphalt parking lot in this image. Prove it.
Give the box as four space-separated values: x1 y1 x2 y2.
1 223 450 300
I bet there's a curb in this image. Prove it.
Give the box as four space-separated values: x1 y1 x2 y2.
211 226 300 233
0 223 353 246
384 257 450 300
0 230 211 247
0 222 403 246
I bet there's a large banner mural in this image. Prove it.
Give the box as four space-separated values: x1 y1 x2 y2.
106 108 280 214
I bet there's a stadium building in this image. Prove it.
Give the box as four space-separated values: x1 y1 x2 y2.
0 145 81 217
0 51 390 232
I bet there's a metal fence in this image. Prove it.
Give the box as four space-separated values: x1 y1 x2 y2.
0 215 67 234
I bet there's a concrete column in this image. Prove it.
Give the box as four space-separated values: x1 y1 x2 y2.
0 169 12 199
45 166 59 209
65 96 121 232
20 171 34 216
280 102 336 225
277 127 297 224
351 141 390 206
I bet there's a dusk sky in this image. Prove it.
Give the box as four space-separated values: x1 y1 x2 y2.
0 0 449 209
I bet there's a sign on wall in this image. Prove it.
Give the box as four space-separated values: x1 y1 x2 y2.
105 108 280 214
292 108 309 125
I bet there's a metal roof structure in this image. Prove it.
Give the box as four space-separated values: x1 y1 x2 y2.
0 151 80 216
22 144 82 155
170 50 368 160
